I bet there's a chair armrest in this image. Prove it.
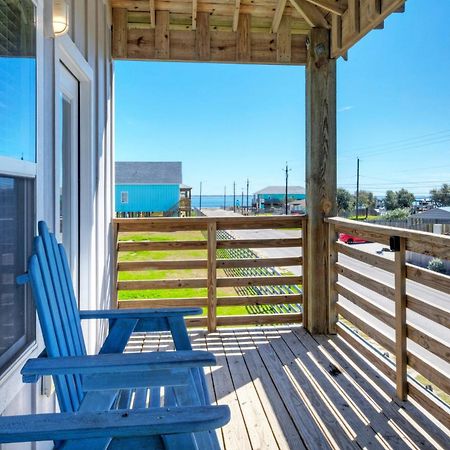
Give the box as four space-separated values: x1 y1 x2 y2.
79 307 202 320
0 406 230 444
21 351 216 383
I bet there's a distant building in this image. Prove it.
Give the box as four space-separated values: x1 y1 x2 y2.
115 162 189 215
254 186 306 209
409 206 450 225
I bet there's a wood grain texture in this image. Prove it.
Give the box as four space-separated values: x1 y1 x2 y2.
195 12 210 60
112 8 128 57
305 28 336 334
155 10 170 59
207 221 217 332
236 13 251 61
277 15 291 62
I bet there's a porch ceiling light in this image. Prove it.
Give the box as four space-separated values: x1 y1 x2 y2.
53 0 70 36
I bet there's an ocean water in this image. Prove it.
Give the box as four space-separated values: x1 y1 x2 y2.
191 195 249 208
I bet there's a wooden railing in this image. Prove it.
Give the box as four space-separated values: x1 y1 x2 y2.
113 216 306 331
327 217 450 426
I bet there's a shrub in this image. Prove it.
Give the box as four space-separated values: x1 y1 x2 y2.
382 208 410 221
427 258 446 274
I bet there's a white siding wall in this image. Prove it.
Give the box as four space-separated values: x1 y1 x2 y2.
0 1 114 447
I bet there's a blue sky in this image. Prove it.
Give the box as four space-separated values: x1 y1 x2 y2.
115 1 450 196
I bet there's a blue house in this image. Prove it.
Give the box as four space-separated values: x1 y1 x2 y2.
115 162 183 215
254 186 306 209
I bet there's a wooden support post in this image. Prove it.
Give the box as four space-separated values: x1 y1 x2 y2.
328 222 338 333
112 8 128 58
301 218 308 327
207 221 217 332
111 221 119 309
394 236 407 400
305 28 337 334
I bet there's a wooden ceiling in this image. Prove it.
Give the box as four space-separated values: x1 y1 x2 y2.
111 0 405 65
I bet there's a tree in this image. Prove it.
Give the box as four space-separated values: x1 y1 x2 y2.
430 183 450 206
384 190 397 210
396 188 415 208
357 190 376 210
337 188 354 215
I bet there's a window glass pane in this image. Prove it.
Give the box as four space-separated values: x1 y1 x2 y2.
0 176 35 370
0 0 36 162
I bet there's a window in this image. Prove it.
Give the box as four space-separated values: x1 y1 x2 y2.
0 0 36 373
121 191 129 203
0 177 35 370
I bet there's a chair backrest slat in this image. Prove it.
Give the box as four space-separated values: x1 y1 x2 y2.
58 243 86 355
28 255 74 412
35 237 84 408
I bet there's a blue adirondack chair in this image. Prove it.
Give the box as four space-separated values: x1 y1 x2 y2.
0 221 229 449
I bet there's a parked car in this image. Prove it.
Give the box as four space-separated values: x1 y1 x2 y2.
339 233 368 244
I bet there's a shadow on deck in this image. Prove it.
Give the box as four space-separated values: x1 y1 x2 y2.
127 326 449 450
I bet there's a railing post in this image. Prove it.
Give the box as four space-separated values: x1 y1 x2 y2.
301 217 308 327
393 235 407 400
207 221 217 332
328 222 338 334
112 221 119 309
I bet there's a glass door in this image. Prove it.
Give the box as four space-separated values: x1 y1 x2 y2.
56 64 79 294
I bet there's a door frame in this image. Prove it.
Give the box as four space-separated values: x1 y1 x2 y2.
55 36 94 323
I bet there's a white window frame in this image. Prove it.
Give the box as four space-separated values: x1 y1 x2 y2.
0 0 44 413
55 34 95 351
121 191 129 203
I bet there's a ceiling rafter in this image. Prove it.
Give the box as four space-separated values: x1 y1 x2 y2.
289 0 329 29
192 0 198 30
271 0 288 34
232 0 241 32
149 0 155 28
303 0 347 16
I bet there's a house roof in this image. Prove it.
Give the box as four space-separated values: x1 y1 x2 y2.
255 186 305 195
413 207 450 220
115 162 182 185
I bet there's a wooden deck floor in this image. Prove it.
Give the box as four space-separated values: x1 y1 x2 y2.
127 326 449 450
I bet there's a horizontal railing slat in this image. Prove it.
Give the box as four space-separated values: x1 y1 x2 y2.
118 279 207 290
217 238 302 249
118 260 208 271
216 276 302 288
114 215 305 232
217 257 303 268
335 241 394 272
406 265 450 295
117 294 303 308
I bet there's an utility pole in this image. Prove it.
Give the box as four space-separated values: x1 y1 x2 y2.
223 185 226 210
246 178 249 214
284 162 291 215
233 181 236 212
356 158 360 220
241 189 244 213
199 181 202 211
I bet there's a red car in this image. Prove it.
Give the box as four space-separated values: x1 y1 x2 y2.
339 233 368 244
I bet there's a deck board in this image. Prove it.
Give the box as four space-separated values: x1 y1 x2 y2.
129 326 449 450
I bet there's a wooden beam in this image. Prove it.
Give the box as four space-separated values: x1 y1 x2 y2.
277 16 291 63
236 13 251 62
155 10 170 59
305 28 336 334
112 8 128 58
303 0 348 15
289 0 330 29
232 0 241 32
192 0 198 30
149 0 155 28
394 236 407 401
195 12 210 60
334 0 405 57
271 0 288 34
